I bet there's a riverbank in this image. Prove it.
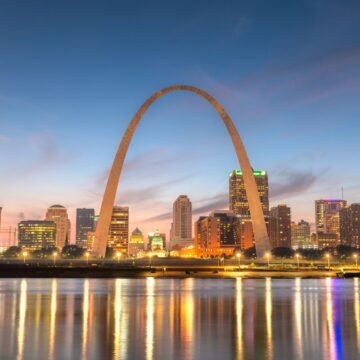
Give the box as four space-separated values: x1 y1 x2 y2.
0 263 358 278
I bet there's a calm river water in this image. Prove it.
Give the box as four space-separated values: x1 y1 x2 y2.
0 277 359 360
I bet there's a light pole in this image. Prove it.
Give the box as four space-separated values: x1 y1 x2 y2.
53 252 57 266
116 251 121 264
326 253 330 270
148 252 153 269
236 253 241 270
265 252 270 268
86 252 90 265
354 254 358 268
295 253 300 269
22 251 27 265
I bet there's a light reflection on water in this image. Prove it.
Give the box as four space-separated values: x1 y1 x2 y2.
0 278 359 360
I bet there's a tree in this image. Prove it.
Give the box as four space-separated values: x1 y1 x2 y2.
2 246 22 258
61 245 85 259
271 247 295 258
243 247 256 259
31 247 58 259
336 245 357 258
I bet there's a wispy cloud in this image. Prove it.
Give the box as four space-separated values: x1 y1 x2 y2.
0 134 11 142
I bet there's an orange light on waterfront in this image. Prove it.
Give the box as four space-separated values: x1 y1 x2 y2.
116 251 121 264
354 254 358 268
325 253 330 269
295 253 300 269
148 252 153 268
265 252 270 268
85 252 90 265
236 252 242 270
53 252 57 266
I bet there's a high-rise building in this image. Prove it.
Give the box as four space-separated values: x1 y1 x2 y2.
317 232 337 250
229 170 269 217
291 220 311 249
108 206 129 254
315 199 347 243
18 220 56 250
340 203 360 248
128 227 145 256
45 205 71 249
269 205 291 248
76 208 95 248
171 195 193 249
194 210 241 257
148 230 166 252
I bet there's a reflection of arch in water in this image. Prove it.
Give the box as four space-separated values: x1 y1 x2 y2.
92 85 270 257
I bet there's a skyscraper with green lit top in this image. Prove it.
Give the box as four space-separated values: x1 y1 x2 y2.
229 170 269 217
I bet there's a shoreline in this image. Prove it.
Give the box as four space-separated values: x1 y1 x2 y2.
0 264 359 279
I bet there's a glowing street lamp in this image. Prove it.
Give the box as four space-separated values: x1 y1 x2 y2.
325 253 330 270
22 251 28 265
148 252 153 268
354 254 358 268
53 252 57 266
236 252 242 270
116 251 121 264
295 253 300 269
265 252 271 268
86 252 90 265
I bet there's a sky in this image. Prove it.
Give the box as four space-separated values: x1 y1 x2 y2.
1 0 360 242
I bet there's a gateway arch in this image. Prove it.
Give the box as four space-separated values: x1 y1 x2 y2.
92 85 270 258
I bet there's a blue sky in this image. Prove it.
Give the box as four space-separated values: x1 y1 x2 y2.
1 0 360 240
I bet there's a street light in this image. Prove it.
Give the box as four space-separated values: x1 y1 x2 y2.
86 252 90 265
116 251 121 264
295 253 300 269
325 253 330 270
53 252 57 266
236 252 242 270
148 252 153 269
265 252 270 268
354 253 358 268
22 251 28 265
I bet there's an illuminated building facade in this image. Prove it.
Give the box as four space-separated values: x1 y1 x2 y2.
269 205 291 248
18 220 56 250
148 230 166 251
229 170 269 217
315 199 347 243
171 195 193 249
291 220 311 249
128 227 145 256
317 232 337 249
340 203 360 248
108 206 129 254
194 210 240 257
76 208 95 248
45 205 71 249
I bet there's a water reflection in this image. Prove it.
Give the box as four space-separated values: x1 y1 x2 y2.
0 278 359 360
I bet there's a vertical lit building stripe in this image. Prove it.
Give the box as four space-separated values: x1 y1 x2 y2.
17 279 27 360
82 279 90 360
49 279 57 360
146 277 155 360
354 278 360 352
294 278 303 359
265 277 273 360
182 278 194 359
235 277 243 360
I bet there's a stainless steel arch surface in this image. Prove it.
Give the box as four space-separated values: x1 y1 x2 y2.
92 85 270 257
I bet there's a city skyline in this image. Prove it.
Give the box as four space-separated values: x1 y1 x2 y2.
1 1 360 241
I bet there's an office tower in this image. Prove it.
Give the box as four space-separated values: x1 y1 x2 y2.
128 227 145 256
76 208 95 248
45 205 71 249
18 220 56 251
317 232 337 250
86 231 95 252
340 203 360 247
194 210 241 257
229 170 269 217
108 206 129 254
315 199 347 243
171 195 193 249
148 230 166 251
269 205 291 248
291 220 311 249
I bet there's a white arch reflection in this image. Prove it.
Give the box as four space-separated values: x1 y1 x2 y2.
235 278 243 360
354 278 360 352
294 278 303 359
265 278 273 360
114 279 128 359
49 279 57 360
81 279 90 360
